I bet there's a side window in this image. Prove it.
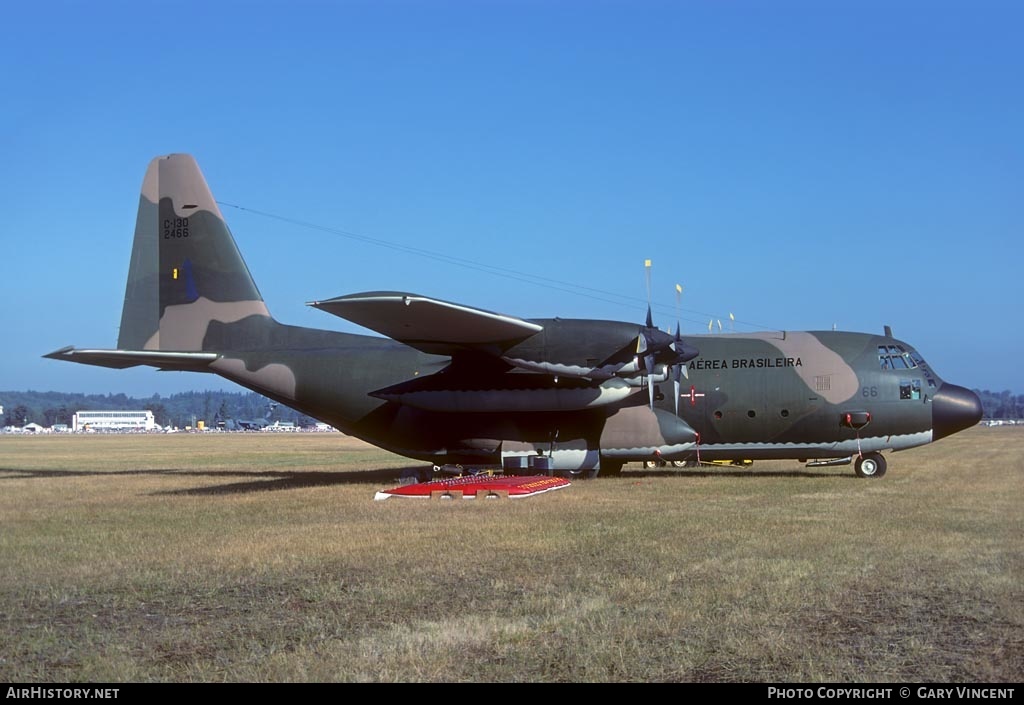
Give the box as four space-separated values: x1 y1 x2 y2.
900 380 923 400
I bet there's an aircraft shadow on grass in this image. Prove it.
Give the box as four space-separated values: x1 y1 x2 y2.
0 465 852 497
0 466 420 496
625 468 853 480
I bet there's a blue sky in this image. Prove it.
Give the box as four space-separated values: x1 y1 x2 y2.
2 0 1021 398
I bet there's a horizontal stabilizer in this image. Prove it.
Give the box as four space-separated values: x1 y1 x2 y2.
308 291 543 356
44 346 219 371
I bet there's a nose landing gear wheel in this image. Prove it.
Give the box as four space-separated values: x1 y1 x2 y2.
854 452 887 478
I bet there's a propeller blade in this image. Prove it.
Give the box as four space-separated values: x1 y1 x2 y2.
644 259 652 311
669 356 681 416
644 345 656 409
636 329 649 355
644 260 654 330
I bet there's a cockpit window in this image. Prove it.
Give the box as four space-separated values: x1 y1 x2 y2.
878 344 917 371
907 350 937 387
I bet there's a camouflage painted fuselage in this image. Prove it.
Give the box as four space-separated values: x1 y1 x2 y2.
47 154 982 475
185 321 973 467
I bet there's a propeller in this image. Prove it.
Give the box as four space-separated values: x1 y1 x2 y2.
632 262 699 411
638 261 658 409
667 284 691 416
635 323 657 409
670 323 687 416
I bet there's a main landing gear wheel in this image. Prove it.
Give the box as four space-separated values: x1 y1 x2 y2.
854 452 887 478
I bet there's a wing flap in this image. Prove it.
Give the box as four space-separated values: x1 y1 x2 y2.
308 291 543 355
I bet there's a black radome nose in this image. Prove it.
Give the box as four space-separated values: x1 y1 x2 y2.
932 383 983 440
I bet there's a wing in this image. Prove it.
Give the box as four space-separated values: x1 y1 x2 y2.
308 291 543 355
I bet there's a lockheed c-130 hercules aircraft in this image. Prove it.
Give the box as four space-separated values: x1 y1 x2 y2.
46 154 983 478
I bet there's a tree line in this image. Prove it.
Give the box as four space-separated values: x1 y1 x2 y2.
3 388 1022 430
0 390 314 430
973 389 1024 420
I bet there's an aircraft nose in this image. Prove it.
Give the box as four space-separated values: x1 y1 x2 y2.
932 383 983 440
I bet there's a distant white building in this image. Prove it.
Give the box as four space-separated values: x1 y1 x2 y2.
262 420 296 432
73 410 156 432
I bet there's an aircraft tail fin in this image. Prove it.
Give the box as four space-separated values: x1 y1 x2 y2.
117 154 272 351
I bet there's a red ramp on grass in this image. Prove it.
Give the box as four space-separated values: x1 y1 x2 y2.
374 474 570 501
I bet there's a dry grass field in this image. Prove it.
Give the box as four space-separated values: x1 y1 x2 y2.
1 427 1021 683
